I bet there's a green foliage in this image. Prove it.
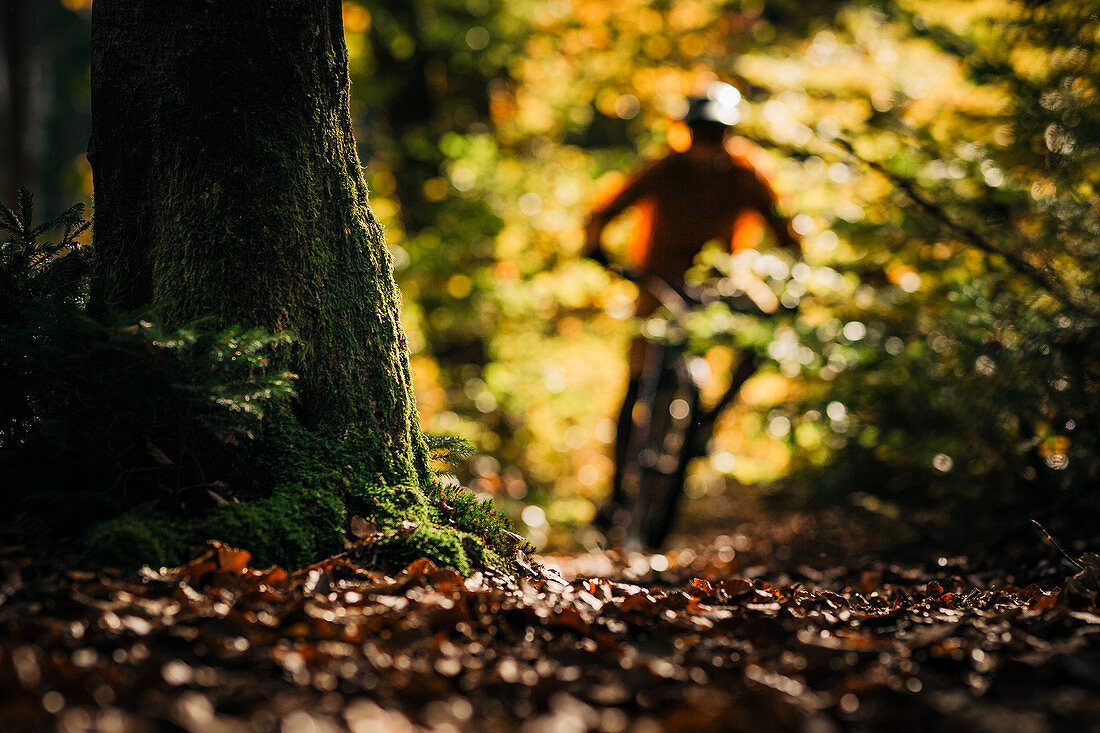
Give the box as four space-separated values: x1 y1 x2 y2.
424 432 476 468
340 0 1100 542
0 187 91 315
781 274 1099 518
82 514 189 571
747 0 1100 529
78 411 527 573
199 483 347 569
0 187 524 574
33 1 1100 548
432 478 531 559
0 192 321 555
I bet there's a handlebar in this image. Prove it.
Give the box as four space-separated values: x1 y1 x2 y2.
600 262 693 318
590 254 795 321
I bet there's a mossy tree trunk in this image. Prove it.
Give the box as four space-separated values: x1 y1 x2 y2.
79 1 510 570
88 1 429 485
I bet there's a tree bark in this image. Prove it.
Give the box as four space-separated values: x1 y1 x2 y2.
88 0 428 486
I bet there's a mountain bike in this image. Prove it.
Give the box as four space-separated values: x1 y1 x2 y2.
599 263 793 551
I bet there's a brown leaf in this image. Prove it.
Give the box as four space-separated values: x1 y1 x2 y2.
427 568 464 592
514 549 535 575
350 515 378 540
860 570 882 595
717 577 753 601
1030 591 1060 612
403 557 438 579
691 578 715 599
621 592 656 612
260 567 288 584
215 544 251 574
435 499 456 521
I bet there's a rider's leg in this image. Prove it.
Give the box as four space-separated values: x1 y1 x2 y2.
595 338 646 530
724 351 761 410
594 377 640 529
690 350 761 456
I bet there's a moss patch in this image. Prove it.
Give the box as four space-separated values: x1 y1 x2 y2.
83 515 192 571
81 410 528 576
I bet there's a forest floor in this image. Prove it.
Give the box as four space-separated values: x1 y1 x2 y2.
1 496 1098 733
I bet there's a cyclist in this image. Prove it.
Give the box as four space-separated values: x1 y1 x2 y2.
583 81 802 543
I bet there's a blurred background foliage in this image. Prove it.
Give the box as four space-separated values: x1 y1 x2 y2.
4 0 1098 550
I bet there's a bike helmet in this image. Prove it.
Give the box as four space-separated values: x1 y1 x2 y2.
681 81 743 127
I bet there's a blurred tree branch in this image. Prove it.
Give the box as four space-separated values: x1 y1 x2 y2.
830 136 1085 314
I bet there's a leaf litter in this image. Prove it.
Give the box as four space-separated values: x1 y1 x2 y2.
1 527 1098 732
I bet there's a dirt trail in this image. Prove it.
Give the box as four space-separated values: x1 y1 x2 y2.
1 512 1098 732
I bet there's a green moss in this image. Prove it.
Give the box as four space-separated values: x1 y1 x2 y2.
83 515 192 570
201 484 347 568
374 526 472 575
80 408 526 576
431 481 533 562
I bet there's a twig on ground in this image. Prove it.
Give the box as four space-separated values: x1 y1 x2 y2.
1031 519 1085 571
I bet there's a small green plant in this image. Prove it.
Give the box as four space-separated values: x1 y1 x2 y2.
0 190 297 534
0 190 529 576
0 186 91 314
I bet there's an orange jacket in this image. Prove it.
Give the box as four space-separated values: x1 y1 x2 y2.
589 149 798 293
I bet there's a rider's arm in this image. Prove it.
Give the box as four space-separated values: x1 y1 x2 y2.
583 216 611 264
751 169 801 253
584 159 666 262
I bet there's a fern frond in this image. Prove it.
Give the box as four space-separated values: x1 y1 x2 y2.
423 432 475 466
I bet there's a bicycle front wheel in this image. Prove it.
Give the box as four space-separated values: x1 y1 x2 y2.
622 368 700 550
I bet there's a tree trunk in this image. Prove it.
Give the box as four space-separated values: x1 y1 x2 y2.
87 0 428 487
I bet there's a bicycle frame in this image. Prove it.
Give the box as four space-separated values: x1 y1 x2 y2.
606 265 776 551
